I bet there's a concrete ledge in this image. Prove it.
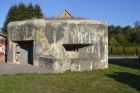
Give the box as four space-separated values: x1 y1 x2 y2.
39 57 107 73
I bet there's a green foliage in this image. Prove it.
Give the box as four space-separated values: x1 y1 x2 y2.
123 26 133 32
108 47 112 55
124 47 136 56
109 37 119 46
109 47 140 56
116 33 128 46
135 21 140 28
2 3 43 32
33 4 43 18
115 26 123 32
112 47 124 55
136 47 140 55
108 22 140 46
108 25 117 34
130 30 140 46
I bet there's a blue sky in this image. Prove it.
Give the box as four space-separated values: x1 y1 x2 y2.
0 0 140 28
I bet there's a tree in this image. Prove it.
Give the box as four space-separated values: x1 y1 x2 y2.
27 3 34 19
122 26 133 45
18 3 27 20
130 30 140 45
33 4 43 18
135 21 140 28
2 5 18 33
109 37 119 46
2 3 43 33
108 25 140 46
116 33 128 46
108 25 116 36
115 26 123 33
123 25 133 32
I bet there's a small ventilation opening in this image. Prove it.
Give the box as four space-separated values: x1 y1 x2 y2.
63 44 92 51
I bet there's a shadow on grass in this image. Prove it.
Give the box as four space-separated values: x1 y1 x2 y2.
109 58 140 70
106 72 140 91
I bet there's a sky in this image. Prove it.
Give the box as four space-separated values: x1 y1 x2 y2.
0 0 140 28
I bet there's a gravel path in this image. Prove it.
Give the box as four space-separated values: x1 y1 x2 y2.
0 62 48 75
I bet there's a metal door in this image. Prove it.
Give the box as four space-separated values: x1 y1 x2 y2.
20 48 28 64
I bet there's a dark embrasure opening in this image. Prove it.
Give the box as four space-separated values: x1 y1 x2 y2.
63 44 92 51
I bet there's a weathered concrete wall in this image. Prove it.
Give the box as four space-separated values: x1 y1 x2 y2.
7 19 108 73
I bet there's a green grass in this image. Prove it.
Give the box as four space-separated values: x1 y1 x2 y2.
0 61 140 93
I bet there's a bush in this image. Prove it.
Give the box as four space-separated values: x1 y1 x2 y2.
108 47 112 55
112 47 124 55
136 47 140 55
124 47 136 56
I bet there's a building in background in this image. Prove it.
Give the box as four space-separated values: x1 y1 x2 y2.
0 31 7 62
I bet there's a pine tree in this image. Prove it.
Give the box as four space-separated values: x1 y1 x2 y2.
34 4 43 18
27 3 34 19
2 3 43 33
2 5 18 33
17 3 26 20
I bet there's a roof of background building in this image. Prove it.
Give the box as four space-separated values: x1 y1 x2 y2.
44 10 85 20
58 10 73 19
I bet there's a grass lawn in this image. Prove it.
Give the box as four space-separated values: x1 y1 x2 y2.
0 60 140 93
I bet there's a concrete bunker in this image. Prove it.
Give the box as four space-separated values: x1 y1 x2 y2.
7 18 108 73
